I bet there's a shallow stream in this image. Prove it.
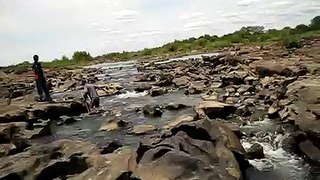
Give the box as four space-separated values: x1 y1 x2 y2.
50 58 311 179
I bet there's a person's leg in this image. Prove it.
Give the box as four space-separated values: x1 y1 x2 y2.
90 97 100 109
35 80 43 98
40 79 51 99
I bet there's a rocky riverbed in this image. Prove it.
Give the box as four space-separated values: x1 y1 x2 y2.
1 38 320 180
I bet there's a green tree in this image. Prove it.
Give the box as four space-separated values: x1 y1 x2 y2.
72 51 92 62
310 16 320 30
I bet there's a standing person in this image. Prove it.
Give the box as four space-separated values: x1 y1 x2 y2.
82 81 100 111
32 55 52 101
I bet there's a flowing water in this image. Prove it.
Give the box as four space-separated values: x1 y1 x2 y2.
51 60 311 179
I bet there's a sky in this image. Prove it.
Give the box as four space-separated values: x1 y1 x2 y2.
0 0 320 66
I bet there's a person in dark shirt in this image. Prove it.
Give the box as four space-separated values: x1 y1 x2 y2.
32 55 52 101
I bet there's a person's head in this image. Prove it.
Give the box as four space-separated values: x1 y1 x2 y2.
81 79 88 86
33 55 39 62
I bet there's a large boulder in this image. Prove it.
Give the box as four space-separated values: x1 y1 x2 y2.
196 101 237 119
134 119 249 180
255 62 294 77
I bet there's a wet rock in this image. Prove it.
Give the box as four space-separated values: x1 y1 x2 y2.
64 117 78 125
299 140 320 166
30 121 57 139
282 131 307 154
135 119 249 180
150 87 167 97
162 115 195 130
99 118 128 131
100 141 123 154
130 125 157 135
143 105 163 117
165 102 188 110
196 101 237 119
247 143 265 160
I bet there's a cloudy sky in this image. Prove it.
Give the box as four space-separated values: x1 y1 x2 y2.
0 0 319 66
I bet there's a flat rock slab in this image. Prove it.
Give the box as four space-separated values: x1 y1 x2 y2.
131 125 157 135
196 101 237 119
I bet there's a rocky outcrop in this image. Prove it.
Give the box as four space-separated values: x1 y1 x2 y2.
134 119 249 180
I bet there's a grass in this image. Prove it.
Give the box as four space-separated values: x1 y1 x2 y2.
2 16 320 73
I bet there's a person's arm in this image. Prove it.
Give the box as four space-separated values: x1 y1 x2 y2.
83 87 89 100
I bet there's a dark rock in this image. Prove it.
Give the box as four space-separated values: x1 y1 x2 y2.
100 141 123 154
196 101 237 119
255 63 294 77
282 131 307 154
299 140 320 166
247 143 265 160
64 117 78 125
135 119 249 180
143 105 163 117
165 103 188 110
150 87 167 97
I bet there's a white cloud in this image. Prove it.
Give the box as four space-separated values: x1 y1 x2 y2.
184 20 212 31
237 0 261 6
114 9 139 22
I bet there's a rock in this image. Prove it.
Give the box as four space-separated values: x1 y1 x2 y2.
57 80 77 92
247 143 265 160
255 62 293 77
131 125 157 135
162 115 194 130
0 139 97 180
134 119 249 180
0 144 17 157
64 117 78 125
30 120 57 139
0 122 30 152
99 118 128 131
226 97 240 104
299 140 320 166
143 105 163 117
196 101 237 119
150 87 167 97
267 102 280 119
165 103 188 110
100 141 123 154
282 131 307 154
133 83 152 92
172 76 190 87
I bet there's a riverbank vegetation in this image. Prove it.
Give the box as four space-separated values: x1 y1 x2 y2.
2 16 320 73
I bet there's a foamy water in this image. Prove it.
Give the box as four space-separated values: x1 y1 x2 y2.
116 91 148 99
241 119 310 179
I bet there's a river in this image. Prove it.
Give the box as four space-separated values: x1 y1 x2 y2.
53 58 311 180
